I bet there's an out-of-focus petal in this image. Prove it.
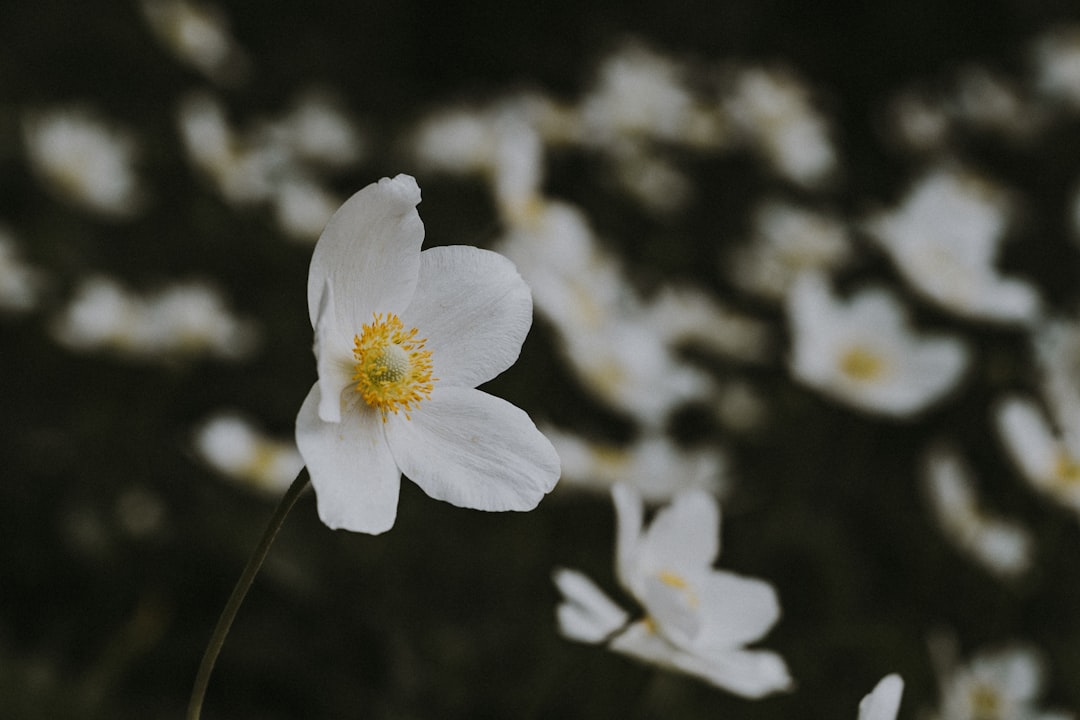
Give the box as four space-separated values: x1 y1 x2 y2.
307 174 424 330
384 386 560 511
696 572 782 648
552 567 630 644
638 489 720 572
404 245 532 388
858 674 904 720
612 483 644 591
295 384 401 534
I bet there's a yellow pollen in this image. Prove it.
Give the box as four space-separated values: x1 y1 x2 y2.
658 570 689 589
969 683 1000 720
840 346 886 381
1053 451 1080 486
352 313 436 421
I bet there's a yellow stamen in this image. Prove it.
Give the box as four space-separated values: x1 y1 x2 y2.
352 313 436 421
840 346 886 381
1053 451 1080 486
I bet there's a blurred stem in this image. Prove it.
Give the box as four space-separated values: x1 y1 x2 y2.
186 468 310 720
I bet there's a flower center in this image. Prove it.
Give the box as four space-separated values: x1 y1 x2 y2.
1053 450 1080 486
839 346 887 381
352 313 435 421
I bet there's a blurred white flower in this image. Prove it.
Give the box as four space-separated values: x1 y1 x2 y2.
193 412 304 494
641 285 774 364
729 198 854 303
295 174 559 533
725 66 837 187
786 272 970 417
140 0 250 84
0 228 46 313
499 199 717 427
951 66 1043 139
272 175 342 242
995 397 1080 515
996 317 1080 516
859 675 904 720
579 43 698 146
23 107 144 218
887 88 952 152
865 166 1040 325
1031 25 1080 109
51 276 258 362
544 425 729 502
553 484 792 698
929 641 1072 720
922 444 1034 579
274 90 365 169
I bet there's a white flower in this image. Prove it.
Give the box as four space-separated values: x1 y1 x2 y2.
0 228 46 313
23 107 143 218
193 412 304 494
553 484 792 698
859 675 904 720
724 66 837 187
729 198 854 303
543 426 730 502
930 642 1072 720
994 396 1080 515
786 272 970 418
295 174 560 534
50 276 258 362
140 0 249 84
1031 25 1080 109
864 167 1040 324
922 443 1034 579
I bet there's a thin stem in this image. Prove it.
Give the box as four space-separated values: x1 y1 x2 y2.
186 469 311 720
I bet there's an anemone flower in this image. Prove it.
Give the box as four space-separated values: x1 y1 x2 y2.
296 174 560 533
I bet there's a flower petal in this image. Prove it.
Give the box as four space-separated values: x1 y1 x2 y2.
313 280 358 422
552 567 630 644
612 483 644 593
307 174 424 331
858 674 904 720
384 386 560 511
610 621 793 698
638 488 720 573
404 245 533 388
696 571 782 648
295 383 402 534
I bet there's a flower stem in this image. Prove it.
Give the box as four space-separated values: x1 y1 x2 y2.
186 469 311 720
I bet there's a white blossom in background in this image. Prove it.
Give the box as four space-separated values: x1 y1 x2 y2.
724 66 837 187
786 272 970 418
0 228 46 313
922 444 1034 580
887 88 952 152
996 318 1080 516
177 90 364 241
865 166 1040 325
543 425 730 502
51 276 259 362
193 412 304 494
641 285 774 364
951 66 1044 139
553 484 792 698
928 640 1073 720
858 675 904 720
1031 25 1080 109
578 42 700 146
23 107 144 218
140 0 250 84
729 198 854 302
499 199 717 427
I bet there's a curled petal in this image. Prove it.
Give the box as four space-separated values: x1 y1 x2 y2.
384 386 560 512
307 174 424 331
612 483 644 593
638 488 720 573
405 245 533 388
295 384 401 534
